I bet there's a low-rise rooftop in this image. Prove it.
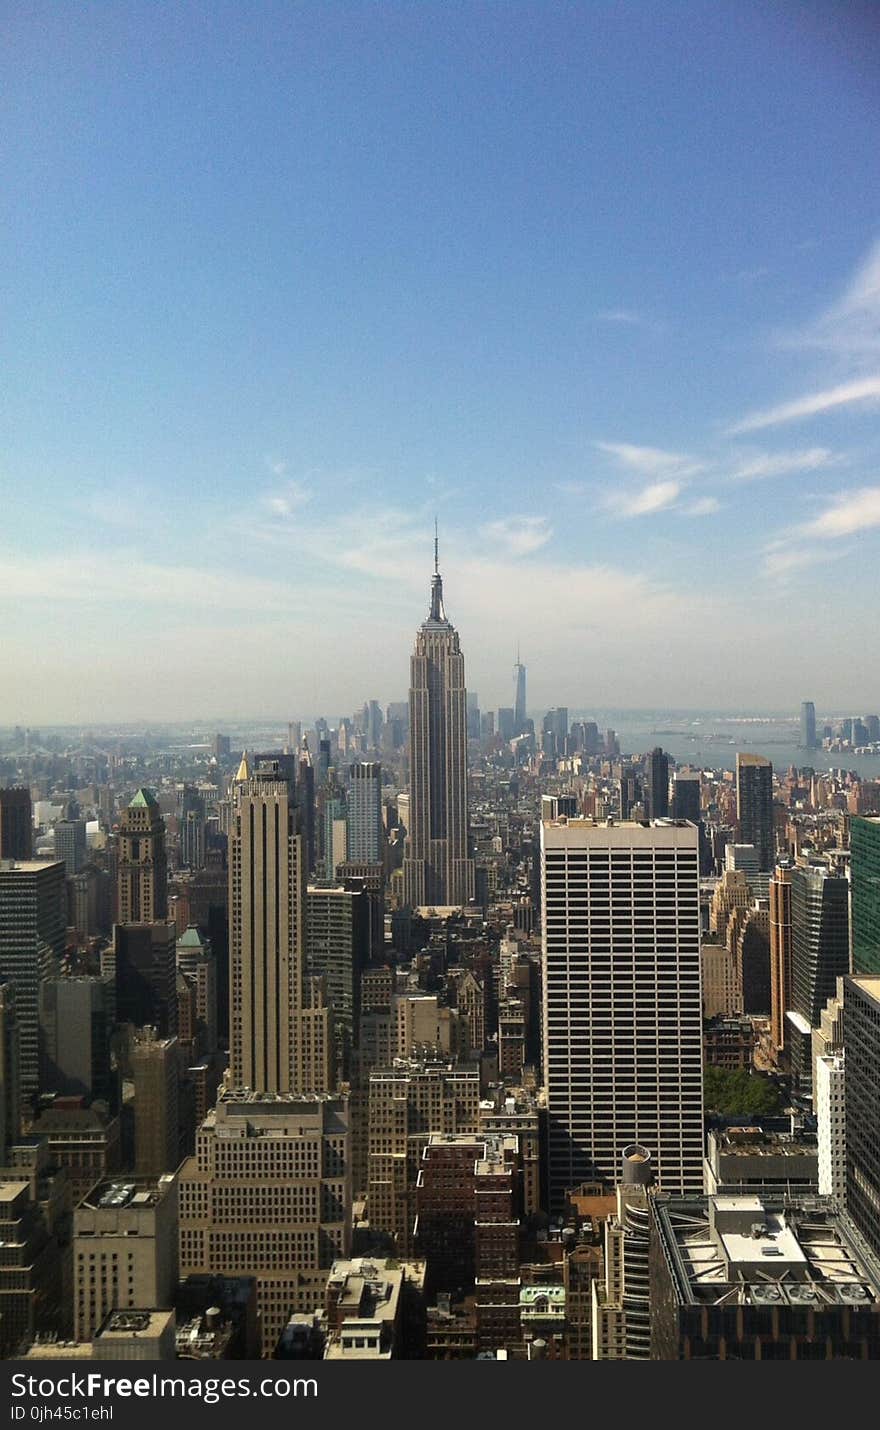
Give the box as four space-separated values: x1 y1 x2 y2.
655 1192 880 1309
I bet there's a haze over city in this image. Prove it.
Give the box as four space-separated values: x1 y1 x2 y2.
4 2 880 721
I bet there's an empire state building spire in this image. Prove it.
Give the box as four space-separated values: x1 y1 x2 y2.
427 519 448 624
404 530 474 910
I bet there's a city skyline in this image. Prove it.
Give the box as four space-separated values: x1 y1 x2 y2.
4 4 880 721
6 0 880 1374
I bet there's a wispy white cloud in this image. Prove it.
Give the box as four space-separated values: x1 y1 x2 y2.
761 484 880 578
595 441 704 479
594 441 707 519
762 545 847 578
481 515 553 556
729 240 880 437
798 485 880 540
727 375 880 435
609 480 683 518
788 237 880 360
262 478 312 518
728 447 838 482
684 496 721 517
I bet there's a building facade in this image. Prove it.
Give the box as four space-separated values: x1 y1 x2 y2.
816 1052 846 1200
73 1175 179 1342
229 765 331 1095
851 817 880 976
736 754 774 872
0 859 65 1103
843 975 880 1261
178 1091 350 1354
347 763 383 865
789 862 850 1094
542 818 704 1209
0 789 32 861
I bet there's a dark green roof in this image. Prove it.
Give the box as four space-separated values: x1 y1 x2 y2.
128 788 158 809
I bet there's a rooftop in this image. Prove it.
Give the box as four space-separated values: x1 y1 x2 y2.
177 926 209 949
849 975 880 1010
656 1193 880 1308
0 859 64 875
543 817 695 830
78 1175 174 1211
324 1258 402 1361
0 1181 30 1204
96 1309 174 1341
709 1127 817 1159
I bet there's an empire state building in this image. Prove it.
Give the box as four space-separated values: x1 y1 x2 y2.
403 540 475 909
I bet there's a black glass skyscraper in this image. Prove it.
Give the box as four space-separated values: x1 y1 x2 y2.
645 747 669 819
736 753 774 871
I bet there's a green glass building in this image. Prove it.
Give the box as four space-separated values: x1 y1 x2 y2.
851 816 880 975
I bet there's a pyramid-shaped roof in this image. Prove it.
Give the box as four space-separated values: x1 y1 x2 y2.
129 788 158 809
177 925 207 949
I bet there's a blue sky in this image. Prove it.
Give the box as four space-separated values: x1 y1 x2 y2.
3 1 880 722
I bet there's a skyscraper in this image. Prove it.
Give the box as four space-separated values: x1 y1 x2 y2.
0 983 20 1159
769 866 792 1057
229 762 331 1095
305 884 370 1077
319 767 347 879
131 1029 180 1178
296 739 316 876
179 759 348 1356
0 788 32 861
851 816 880 975
0 859 65 1102
800 701 818 750
789 861 850 1094
39 975 115 1105
179 785 206 871
347 762 382 864
403 538 474 909
736 753 774 872
513 651 527 735
541 817 704 1210
110 921 178 1036
843 974 880 1261
644 748 669 820
671 774 701 824
117 788 168 923
53 818 87 876
790 862 850 1029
